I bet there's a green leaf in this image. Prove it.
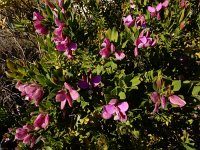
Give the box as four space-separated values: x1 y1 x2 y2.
130 76 141 87
172 80 181 91
192 86 200 96
105 28 112 39
118 91 126 99
111 27 118 42
45 146 53 150
122 40 128 48
179 9 185 23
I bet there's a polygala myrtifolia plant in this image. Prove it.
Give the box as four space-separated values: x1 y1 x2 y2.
4 0 200 149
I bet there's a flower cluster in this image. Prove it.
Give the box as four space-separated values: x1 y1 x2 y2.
53 18 77 59
123 14 146 28
15 125 36 148
102 99 129 122
99 38 125 60
15 113 50 148
16 81 44 106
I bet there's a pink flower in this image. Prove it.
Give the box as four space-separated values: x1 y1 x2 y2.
134 30 156 57
100 38 125 60
123 15 135 28
53 19 77 59
16 81 44 106
135 15 146 28
78 72 101 90
148 3 162 20
15 125 35 148
123 15 146 28
168 95 186 107
56 82 79 109
148 0 169 20
150 92 166 113
34 113 50 130
150 92 186 113
33 12 48 35
102 99 129 122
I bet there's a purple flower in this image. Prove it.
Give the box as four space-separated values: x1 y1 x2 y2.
34 113 50 130
33 12 48 35
15 125 35 148
53 19 77 59
134 30 156 57
78 72 101 90
102 99 129 122
56 82 79 109
16 81 44 106
123 15 135 28
100 38 125 60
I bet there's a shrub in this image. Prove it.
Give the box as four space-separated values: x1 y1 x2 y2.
4 0 200 149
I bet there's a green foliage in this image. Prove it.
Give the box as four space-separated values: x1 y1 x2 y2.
4 0 200 149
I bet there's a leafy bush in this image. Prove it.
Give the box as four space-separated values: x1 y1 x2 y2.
4 0 200 149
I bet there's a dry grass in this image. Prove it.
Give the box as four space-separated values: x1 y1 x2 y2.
0 0 39 132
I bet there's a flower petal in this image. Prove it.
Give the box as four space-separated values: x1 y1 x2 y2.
105 105 116 115
23 135 32 144
99 48 110 58
56 43 66 51
56 91 67 102
118 102 129 112
148 6 156 13
34 114 44 129
102 110 112 119
169 95 186 107
69 42 77 51
153 102 159 113
91 75 101 87
134 47 138 57
118 111 127 122
114 50 125 60
108 99 118 105
61 99 67 109
78 80 89 89
69 90 79 101
150 92 160 103
156 3 163 11
161 96 166 109
41 114 49 129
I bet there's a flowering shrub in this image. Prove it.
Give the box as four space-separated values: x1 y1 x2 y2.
4 0 200 149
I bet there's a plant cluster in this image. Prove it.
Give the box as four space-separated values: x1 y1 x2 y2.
4 0 200 149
